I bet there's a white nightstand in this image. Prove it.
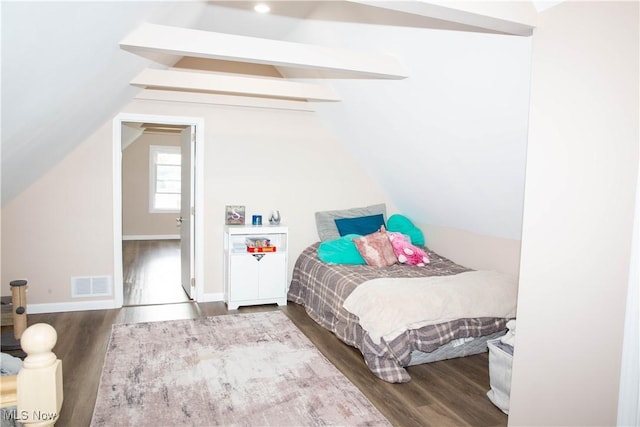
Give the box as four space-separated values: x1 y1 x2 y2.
223 225 288 310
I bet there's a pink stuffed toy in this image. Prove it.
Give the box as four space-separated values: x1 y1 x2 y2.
387 231 430 266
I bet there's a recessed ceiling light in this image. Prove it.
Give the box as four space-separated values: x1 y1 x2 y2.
254 3 270 14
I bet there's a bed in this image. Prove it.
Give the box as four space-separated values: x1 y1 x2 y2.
287 241 517 383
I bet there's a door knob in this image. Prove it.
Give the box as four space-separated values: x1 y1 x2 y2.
176 217 183 226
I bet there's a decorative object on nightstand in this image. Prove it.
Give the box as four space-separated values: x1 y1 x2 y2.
223 225 288 310
225 205 245 225
269 210 281 225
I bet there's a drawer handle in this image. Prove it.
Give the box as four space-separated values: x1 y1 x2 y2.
252 254 265 261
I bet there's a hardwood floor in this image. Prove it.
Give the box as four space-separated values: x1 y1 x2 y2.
122 240 190 306
19 302 507 427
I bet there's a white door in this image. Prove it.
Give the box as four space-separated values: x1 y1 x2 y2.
179 127 195 299
258 254 287 299
229 255 260 301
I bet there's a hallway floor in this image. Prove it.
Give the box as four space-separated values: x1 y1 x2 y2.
122 239 190 306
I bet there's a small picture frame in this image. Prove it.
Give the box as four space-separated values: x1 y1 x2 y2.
225 205 245 225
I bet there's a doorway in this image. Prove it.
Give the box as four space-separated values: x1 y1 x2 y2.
113 114 204 308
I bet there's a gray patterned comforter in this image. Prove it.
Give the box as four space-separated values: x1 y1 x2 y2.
287 242 509 383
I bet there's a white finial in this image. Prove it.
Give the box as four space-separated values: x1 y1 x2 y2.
20 323 57 369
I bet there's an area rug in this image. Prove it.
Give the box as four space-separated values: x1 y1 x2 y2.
91 311 390 426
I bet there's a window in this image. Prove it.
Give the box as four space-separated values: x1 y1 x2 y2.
149 145 181 212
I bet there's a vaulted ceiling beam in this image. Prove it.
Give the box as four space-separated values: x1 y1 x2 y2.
349 0 536 36
120 23 408 79
130 68 340 102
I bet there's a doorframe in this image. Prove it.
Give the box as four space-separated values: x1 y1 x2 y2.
112 113 205 307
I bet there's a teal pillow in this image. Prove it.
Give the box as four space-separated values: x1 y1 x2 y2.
317 234 366 265
386 214 425 246
334 214 385 237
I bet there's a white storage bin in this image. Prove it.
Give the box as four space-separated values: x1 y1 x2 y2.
486 338 513 414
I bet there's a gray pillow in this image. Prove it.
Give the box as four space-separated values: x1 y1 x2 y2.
315 203 387 241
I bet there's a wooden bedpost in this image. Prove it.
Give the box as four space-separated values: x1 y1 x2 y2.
17 323 63 426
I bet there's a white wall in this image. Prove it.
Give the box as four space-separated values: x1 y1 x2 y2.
122 132 181 237
1 121 115 303
0 2 532 305
509 2 639 425
120 97 396 302
278 12 531 275
285 15 532 242
1 1 208 206
422 223 522 277
1 95 393 304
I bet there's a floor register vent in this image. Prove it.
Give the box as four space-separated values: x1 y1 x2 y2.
71 275 112 298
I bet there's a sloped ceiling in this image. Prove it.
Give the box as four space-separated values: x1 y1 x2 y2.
2 1 540 240
1 1 208 205
0 1 534 205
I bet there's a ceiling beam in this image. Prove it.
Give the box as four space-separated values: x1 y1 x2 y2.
349 0 536 36
134 89 318 112
120 23 408 79
130 68 341 102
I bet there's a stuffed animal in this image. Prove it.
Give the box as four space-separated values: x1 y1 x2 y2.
387 231 430 266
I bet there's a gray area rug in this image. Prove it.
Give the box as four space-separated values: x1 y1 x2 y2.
91 311 390 426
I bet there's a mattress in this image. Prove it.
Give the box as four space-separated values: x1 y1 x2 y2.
287 243 511 383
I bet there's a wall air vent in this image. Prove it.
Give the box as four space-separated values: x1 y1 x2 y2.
71 276 112 298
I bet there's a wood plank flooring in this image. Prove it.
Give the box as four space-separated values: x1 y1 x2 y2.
122 240 190 306
17 302 507 427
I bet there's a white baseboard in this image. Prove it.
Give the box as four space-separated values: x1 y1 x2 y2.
28 299 119 314
199 292 224 303
27 292 224 314
29 293 224 314
122 234 180 241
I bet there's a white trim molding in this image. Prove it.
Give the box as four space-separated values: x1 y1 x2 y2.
199 292 224 303
122 234 180 241
113 113 205 307
617 153 640 426
29 299 118 314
